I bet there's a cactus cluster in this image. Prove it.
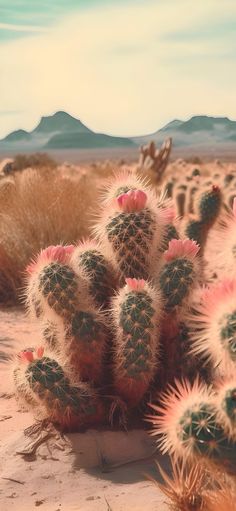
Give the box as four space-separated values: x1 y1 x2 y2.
13 166 236 488
148 235 236 476
13 171 203 432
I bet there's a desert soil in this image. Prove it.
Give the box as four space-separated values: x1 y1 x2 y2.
0 308 168 511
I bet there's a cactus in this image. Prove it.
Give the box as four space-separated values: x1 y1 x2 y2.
159 239 200 310
15 169 234 441
100 171 150 205
173 185 187 218
17 348 105 431
111 278 161 406
148 379 236 474
26 245 79 320
185 219 204 247
189 279 236 376
41 319 61 351
94 188 167 282
208 197 236 279
26 245 107 385
197 185 222 225
13 347 43 409
71 240 117 308
161 208 179 252
138 138 172 182
64 308 108 384
185 186 222 250
214 378 236 439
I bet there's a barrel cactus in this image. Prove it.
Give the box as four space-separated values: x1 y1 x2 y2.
148 378 236 474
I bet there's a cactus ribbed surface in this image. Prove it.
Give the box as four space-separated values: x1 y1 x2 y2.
67 310 107 384
198 186 221 224
179 402 236 470
25 355 104 430
159 258 194 309
106 207 155 280
112 279 161 406
185 219 203 246
39 262 78 318
220 311 236 361
73 245 115 307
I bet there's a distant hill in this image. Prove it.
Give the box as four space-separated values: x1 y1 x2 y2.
32 111 92 135
177 116 236 133
133 115 236 147
46 132 136 149
0 111 135 149
3 129 32 142
1 112 236 151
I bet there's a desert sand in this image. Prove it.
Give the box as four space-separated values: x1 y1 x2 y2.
0 308 168 511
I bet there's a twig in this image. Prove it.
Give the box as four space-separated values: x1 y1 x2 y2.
104 497 113 510
2 477 25 485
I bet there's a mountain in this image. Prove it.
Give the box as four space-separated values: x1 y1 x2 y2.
46 132 135 149
32 111 92 135
133 115 236 147
177 116 236 133
3 129 32 142
1 112 236 151
0 111 134 149
159 119 183 132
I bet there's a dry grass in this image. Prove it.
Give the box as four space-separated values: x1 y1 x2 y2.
148 459 209 511
0 166 100 303
11 152 57 172
148 457 236 511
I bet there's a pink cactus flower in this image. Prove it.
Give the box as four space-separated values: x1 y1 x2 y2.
19 346 44 364
116 189 147 212
26 244 75 274
164 239 200 262
125 277 146 291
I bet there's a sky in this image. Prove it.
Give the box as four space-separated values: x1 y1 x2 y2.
0 0 236 138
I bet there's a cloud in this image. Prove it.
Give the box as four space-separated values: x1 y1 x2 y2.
0 0 236 138
0 110 25 115
0 22 49 33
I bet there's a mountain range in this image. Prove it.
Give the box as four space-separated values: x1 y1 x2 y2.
1 111 236 150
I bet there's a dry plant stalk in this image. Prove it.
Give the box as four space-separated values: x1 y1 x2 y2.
139 138 172 182
148 458 209 511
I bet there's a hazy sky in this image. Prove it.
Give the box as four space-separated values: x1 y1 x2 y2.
0 0 236 138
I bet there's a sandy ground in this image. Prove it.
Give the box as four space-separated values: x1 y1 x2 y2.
0 308 169 511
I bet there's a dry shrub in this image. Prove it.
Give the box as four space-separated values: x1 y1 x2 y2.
0 167 99 303
11 152 57 172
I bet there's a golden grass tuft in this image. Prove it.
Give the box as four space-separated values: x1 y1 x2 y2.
0 166 100 303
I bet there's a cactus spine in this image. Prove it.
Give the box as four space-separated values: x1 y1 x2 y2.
112 278 162 406
26 245 107 384
94 184 168 283
17 348 105 431
71 240 117 308
148 379 236 474
159 239 200 310
185 185 222 250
